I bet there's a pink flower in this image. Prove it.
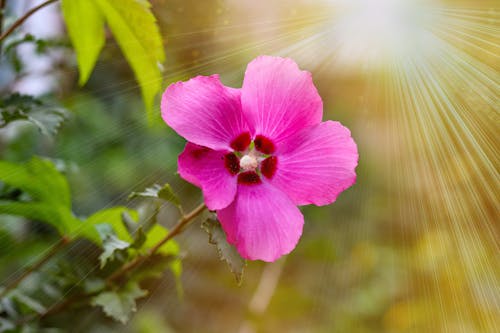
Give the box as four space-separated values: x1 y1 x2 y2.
161 56 358 262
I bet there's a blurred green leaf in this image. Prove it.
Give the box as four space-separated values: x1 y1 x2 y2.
11 291 46 314
129 183 181 211
202 217 246 284
0 157 99 241
99 235 130 268
93 0 165 118
0 317 15 332
85 207 138 244
0 94 67 136
61 0 105 85
91 281 147 324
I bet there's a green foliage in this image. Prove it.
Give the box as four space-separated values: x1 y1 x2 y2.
61 0 105 86
0 93 67 136
202 216 246 284
61 0 165 117
91 281 147 324
97 225 131 268
129 183 182 212
0 157 99 242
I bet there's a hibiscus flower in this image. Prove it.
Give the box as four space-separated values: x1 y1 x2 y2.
161 56 358 262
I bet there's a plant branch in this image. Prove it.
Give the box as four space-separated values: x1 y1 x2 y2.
0 236 69 298
0 0 6 53
106 202 206 284
0 0 59 43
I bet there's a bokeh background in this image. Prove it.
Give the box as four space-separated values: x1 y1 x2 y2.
0 0 498 332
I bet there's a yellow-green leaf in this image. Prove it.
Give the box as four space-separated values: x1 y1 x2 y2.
93 0 165 118
61 0 105 85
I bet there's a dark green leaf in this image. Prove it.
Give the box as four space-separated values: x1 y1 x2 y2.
202 217 246 284
0 93 68 136
130 227 147 249
91 282 147 324
11 291 46 314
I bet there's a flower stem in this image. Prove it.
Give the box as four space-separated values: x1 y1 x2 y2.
106 202 206 285
0 236 69 298
0 0 59 44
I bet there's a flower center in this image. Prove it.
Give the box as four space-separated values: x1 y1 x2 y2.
225 134 279 185
240 154 258 171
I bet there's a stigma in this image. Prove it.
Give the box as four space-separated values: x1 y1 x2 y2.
240 154 258 171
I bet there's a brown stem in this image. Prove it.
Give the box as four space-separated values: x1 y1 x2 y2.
106 203 206 285
0 0 59 43
17 203 206 324
0 0 6 53
0 236 69 298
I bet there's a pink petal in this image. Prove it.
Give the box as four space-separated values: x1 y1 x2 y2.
217 182 304 262
162 75 249 151
241 56 323 145
178 143 237 210
270 121 358 206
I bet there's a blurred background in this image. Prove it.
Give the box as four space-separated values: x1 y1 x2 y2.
0 0 498 332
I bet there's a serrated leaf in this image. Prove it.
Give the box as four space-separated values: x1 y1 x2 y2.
95 224 130 268
202 217 246 284
61 0 105 85
99 235 130 268
93 0 165 119
129 183 181 211
0 93 67 136
91 282 147 324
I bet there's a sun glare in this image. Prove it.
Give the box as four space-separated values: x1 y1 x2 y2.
328 0 436 68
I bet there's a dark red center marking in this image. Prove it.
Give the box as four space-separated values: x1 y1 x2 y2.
224 153 240 176
237 171 261 185
254 135 275 154
260 156 278 179
230 132 252 151
191 146 211 159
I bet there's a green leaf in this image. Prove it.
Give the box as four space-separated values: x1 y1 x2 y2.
0 317 15 332
61 0 105 85
202 217 246 284
99 234 130 268
143 224 182 294
129 183 181 211
91 282 147 324
0 158 99 242
0 93 67 136
85 207 138 244
93 0 165 118
11 291 47 314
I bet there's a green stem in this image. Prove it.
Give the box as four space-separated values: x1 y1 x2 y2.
0 0 59 44
0 236 69 298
